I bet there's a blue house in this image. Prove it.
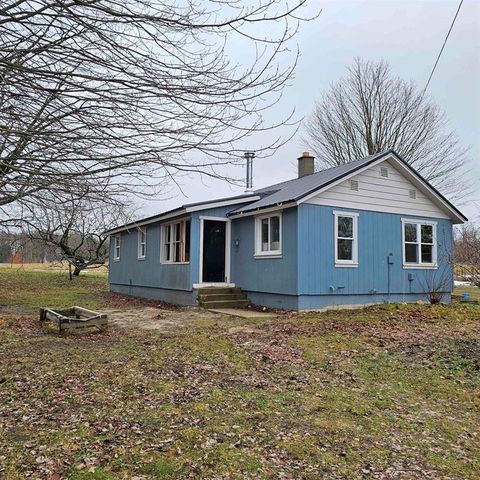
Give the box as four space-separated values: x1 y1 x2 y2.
107 150 466 310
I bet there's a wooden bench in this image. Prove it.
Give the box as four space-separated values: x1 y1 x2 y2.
39 306 108 333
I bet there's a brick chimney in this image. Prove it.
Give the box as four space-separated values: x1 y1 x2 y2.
298 151 315 178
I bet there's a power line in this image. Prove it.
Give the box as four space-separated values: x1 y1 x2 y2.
424 0 464 93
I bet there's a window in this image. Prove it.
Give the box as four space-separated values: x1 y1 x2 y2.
137 227 146 259
113 234 121 261
402 219 437 267
161 219 190 263
334 211 358 266
255 213 282 256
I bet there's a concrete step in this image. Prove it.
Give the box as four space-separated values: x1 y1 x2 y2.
196 287 242 295
198 293 246 302
201 299 250 309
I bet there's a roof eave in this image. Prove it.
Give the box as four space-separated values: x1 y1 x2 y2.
231 150 467 224
105 194 262 235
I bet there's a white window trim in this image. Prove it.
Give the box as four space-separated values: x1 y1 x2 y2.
160 219 190 265
334 211 359 267
254 212 282 258
401 218 438 269
113 234 121 262
137 227 146 260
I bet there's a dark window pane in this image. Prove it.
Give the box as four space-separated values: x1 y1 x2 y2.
405 243 418 263
404 223 417 242
421 244 433 263
338 216 353 238
164 243 170 261
175 223 181 242
337 239 353 260
421 224 433 243
270 216 280 250
184 220 190 262
174 242 181 262
261 218 269 251
165 225 171 243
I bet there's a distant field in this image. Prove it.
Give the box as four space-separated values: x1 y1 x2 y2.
0 262 108 275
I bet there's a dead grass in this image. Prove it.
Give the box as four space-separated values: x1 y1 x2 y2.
0 271 479 479
0 262 108 273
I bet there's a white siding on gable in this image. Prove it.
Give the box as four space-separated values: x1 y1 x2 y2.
306 160 450 219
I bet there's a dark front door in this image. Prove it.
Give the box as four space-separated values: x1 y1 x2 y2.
202 220 226 283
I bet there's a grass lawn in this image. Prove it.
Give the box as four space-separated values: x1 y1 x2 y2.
0 265 108 311
454 284 480 301
0 268 479 479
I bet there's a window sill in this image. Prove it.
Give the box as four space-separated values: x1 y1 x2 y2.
137 257 146 261
254 253 282 259
335 262 358 268
113 258 121 262
403 264 438 270
160 261 190 265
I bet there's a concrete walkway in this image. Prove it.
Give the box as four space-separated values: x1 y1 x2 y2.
208 308 275 318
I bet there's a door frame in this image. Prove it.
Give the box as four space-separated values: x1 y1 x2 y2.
195 216 233 287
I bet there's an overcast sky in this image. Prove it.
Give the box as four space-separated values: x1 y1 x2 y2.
141 0 480 222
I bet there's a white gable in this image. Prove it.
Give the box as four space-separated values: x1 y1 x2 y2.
305 159 450 219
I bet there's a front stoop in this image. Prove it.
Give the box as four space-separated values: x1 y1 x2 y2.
196 287 250 309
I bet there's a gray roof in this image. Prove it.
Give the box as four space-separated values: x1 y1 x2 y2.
105 192 258 234
107 148 466 233
230 150 392 215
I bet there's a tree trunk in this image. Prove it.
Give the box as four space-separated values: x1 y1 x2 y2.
73 266 82 277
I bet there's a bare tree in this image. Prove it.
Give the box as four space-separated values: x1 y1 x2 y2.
454 224 480 286
303 58 468 200
1 0 313 216
11 192 132 277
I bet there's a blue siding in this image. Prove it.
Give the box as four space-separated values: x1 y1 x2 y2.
298 293 451 311
109 199 455 310
243 291 299 310
110 284 195 305
297 204 453 300
109 222 191 291
230 207 298 295
109 203 252 301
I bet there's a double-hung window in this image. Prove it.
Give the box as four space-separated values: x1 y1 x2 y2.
113 234 121 261
161 219 190 263
255 213 282 257
334 211 358 266
402 219 437 267
137 227 146 259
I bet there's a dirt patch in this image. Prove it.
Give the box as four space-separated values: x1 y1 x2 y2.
104 306 215 331
0 304 217 335
0 305 35 315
